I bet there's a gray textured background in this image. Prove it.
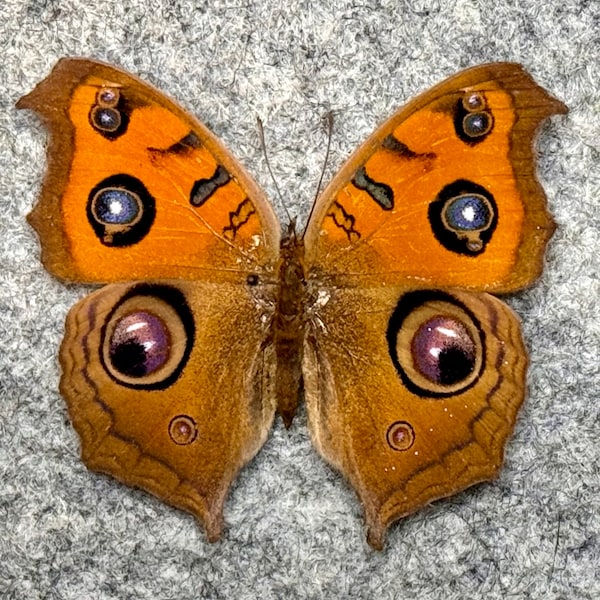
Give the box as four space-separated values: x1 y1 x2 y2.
1 0 598 598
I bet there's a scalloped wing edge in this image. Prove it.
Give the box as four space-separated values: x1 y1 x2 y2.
17 57 281 283
304 62 567 293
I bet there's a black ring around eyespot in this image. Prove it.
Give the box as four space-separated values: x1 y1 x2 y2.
87 174 156 247
385 290 485 398
428 179 498 256
100 284 195 390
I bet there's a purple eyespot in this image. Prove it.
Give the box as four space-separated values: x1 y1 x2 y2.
109 311 171 378
411 316 476 386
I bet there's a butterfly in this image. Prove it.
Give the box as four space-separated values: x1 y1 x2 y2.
18 59 566 549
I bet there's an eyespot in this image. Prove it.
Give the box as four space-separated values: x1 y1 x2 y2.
97 87 119 106
462 92 485 111
443 194 491 231
169 415 198 445
87 174 156 247
109 311 171 378
89 87 129 139
90 106 122 133
454 91 493 144
386 421 415 451
428 179 497 255
91 187 142 226
411 316 476 386
101 285 195 389
462 111 493 138
387 291 484 397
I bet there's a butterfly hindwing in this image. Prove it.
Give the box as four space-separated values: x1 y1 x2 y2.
303 286 526 549
60 279 277 540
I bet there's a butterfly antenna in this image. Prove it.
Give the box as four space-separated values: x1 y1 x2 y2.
304 111 334 232
257 117 293 225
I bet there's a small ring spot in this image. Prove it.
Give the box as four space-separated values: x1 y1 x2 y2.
387 421 415 451
97 87 120 106
90 106 122 133
462 112 493 138
462 92 486 112
169 415 198 445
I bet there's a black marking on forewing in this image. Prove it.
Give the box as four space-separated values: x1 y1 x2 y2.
352 166 394 211
148 131 202 157
327 201 361 242
382 135 436 160
190 165 231 207
223 198 256 240
166 131 202 153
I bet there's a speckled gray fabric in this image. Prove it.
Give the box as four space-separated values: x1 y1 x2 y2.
1 1 598 598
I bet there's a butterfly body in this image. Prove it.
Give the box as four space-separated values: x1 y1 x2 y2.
271 227 307 426
19 59 566 548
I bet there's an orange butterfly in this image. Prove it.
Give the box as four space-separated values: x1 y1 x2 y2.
18 59 566 549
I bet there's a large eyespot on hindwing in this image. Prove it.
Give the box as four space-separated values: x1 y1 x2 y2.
87 174 156 246
386 291 485 397
100 285 195 390
428 179 497 255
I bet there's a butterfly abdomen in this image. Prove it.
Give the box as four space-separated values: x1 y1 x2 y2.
273 229 307 427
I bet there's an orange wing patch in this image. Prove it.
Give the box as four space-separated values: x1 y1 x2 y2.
306 65 566 293
62 76 264 281
20 59 279 285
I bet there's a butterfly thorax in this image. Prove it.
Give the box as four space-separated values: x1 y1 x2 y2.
273 222 307 427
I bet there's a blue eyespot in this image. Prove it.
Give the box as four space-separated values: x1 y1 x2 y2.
444 194 491 232
92 188 141 225
87 175 155 247
462 112 492 137
93 107 121 131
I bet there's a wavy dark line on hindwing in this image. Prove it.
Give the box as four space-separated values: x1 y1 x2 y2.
76 297 209 498
383 299 508 509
